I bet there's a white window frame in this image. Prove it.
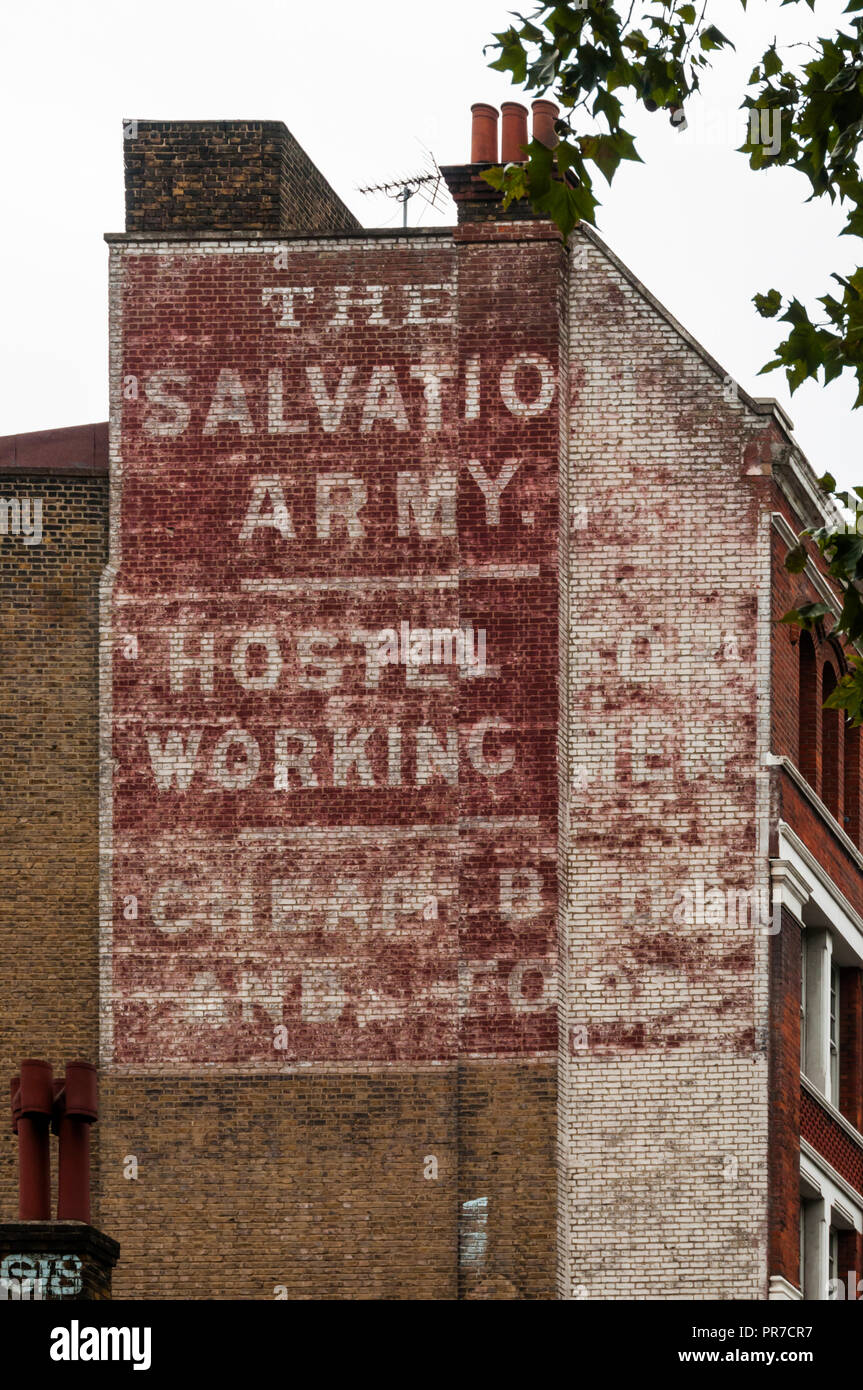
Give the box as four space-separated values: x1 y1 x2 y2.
828 1225 839 1289
800 1146 863 1300
801 948 807 1073
830 962 840 1106
776 824 863 1109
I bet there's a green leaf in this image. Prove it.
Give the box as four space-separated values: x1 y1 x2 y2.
753 289 783 318
534 177 590 234
824 674 860 716
701 24 735 52
841 584 863 639
803 601 831 623
781 600 831 625
624 29 649 56
825 66 862 91
481 164 529 208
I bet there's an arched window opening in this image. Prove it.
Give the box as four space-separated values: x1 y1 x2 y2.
822 664 841 819
799 631 818 786
844 722 860 845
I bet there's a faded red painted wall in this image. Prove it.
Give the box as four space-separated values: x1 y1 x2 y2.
107 232 558 1067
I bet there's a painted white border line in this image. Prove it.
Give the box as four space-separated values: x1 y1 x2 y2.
102 1053 557 1076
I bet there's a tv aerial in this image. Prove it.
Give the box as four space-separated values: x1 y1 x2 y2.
358 149 446 228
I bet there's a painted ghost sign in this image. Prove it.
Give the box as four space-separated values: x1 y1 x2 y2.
104 235 559 1065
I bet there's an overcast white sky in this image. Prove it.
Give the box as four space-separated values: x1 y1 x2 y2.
1 0 860 487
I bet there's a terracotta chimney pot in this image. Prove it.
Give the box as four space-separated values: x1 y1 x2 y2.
532 99 560 149
471 103 499 163
501 102 529 163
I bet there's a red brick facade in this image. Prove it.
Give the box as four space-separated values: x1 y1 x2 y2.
770 478 863 1297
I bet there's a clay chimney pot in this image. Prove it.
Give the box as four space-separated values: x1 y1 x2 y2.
532 99 560 149
501 102 529 163
470 103 499 163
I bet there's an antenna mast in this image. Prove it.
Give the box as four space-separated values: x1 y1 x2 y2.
358 157 446 228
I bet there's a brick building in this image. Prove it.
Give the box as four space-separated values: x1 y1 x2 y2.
1 108 861 1300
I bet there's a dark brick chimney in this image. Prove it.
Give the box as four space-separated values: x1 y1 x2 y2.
0 1224 120 1300
123 120 360 234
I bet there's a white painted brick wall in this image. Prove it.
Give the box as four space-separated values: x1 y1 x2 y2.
559 231 772 1299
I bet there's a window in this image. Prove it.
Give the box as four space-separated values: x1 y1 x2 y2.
828 1226 839 1293
800 951 807 1072
799 1194 819 1299
845 722 861 844
830 963 840 1104
799 632 817 786
799 1204 806 1290
801 930 839 1107
799 1168 863 1301
822 664 841 818
797 636 859 831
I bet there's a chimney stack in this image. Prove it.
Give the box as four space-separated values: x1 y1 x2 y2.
4 1060 119 1300
441 102 562 224
10 1060 53 1221
10 1058 99 1222
123 120 360 234
53 1061 99 1224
